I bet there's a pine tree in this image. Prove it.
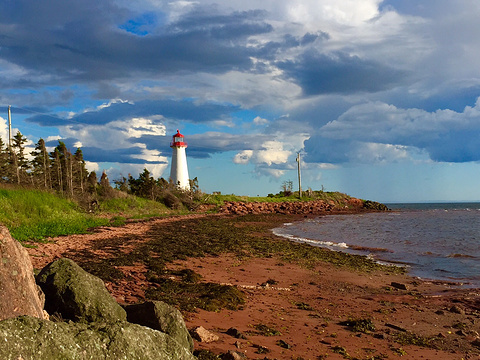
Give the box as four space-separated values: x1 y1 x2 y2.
87 171 97 194
50 141 74 195
10 131 29 185
0 137 9 182
50 148 63 192
31 138 51 189
73 148 88 194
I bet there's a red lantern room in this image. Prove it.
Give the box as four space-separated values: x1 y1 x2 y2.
170 129 187 148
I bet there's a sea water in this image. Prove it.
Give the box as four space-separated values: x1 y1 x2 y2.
272 203 480 287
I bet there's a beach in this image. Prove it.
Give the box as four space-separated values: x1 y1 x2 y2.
26 212 480 359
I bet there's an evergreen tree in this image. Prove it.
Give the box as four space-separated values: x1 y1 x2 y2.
87 171 97 194
50 141 74 195
98 170 116 199
10 131 29 184
73 148 88 194
129 168 159 200
31 138 51 188
50 147 63 192
0 137 9 182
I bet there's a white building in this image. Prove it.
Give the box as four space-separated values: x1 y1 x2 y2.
169 129 190 190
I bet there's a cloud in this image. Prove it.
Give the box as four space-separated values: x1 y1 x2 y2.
0 1 277 88
26 99 240 127
277 50 407 95
305 98 480 164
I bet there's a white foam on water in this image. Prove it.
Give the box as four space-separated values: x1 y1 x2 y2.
272 228 349 250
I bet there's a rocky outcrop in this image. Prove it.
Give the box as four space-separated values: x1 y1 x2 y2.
124 301 194 352
220 200 334 215
36 258 127 323
0 225 46 321
218 198 376 215
0 315 196 360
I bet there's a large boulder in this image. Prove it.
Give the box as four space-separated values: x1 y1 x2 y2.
36 258 126 323
0 315 196 360
124 301 194 352
0 225 46 321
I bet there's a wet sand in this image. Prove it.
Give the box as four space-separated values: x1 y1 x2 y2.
26 213 480 359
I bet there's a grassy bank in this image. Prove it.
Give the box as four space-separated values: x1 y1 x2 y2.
0 188 171 241
202 191 352 206
0 188 109 241
0 186 366 242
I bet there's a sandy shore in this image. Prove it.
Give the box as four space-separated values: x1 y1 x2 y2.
26 213 480 359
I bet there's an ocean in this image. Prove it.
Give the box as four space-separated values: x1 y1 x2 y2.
272 203 480 287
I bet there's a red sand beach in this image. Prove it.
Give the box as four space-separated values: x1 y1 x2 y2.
26 213 480 359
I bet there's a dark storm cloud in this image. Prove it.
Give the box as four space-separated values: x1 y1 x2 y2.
257 32 329 61
304 137 351 164
0 0 274 86
26 99 241 126
277 50 407 95
139 132 268 159
45 137 166 164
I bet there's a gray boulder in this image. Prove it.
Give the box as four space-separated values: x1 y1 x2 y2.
36 258 126 323
124 300 194 352
0 315 196 360
0 225 46 320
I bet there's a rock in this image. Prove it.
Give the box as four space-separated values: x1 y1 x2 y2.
0 315 195 360
449 305 465 315
0 225 46 321
226 327 247 339
124 300 193 352
390 282 408 290
221 350 247 360
253 344 270 354
471 337 480 347
36 258 126 323
277 339 291 349
190 326 219 343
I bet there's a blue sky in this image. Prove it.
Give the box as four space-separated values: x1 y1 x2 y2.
1 0 480 202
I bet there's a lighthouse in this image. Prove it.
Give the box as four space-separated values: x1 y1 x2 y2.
169 129 190 190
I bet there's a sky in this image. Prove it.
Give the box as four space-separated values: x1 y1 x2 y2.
1 0 480 202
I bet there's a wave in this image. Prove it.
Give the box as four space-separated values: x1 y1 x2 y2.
272 229 348 249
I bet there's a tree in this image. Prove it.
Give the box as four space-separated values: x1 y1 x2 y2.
97 170 115 198
73 148 88 194
10 131 29 185
0 137 9 182
31 138 51 189
50 148 63 192
114 176 129 192
50 141 74 196
128 168 159 200
87 171 98 194
281 180 293 196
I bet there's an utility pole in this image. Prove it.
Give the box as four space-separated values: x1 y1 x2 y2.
296 152 302 199
7 105 12 149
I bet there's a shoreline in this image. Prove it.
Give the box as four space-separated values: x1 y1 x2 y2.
26 212 480 359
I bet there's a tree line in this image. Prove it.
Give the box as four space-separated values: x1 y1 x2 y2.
0 131 200 209
0 131 90 197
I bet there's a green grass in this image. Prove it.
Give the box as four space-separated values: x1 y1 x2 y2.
0 188 108 241
201 191 352 205
99 196 171 218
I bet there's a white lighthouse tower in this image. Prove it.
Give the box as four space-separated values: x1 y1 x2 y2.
169 129 190 190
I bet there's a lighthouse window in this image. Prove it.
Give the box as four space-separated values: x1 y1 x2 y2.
174 137 182 142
